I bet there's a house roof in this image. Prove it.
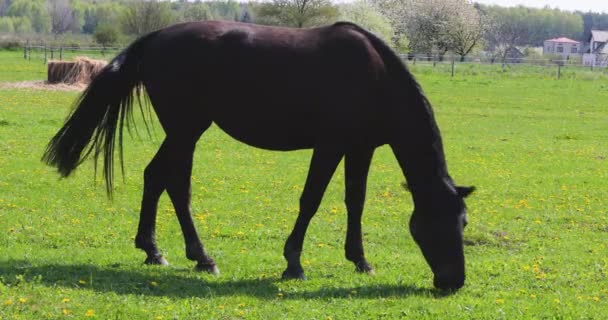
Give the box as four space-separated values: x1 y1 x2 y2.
545 37 580 44
591 30 608 43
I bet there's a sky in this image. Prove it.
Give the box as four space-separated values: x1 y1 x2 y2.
474 0 608 13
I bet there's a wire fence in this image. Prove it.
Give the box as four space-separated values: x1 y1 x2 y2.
20 43 608 80
23 43 122 63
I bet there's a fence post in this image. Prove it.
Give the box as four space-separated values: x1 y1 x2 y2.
59 47 63 61
50 48 54 60
451 55 455 77
44 45 47 64
557 63 561 79
23 42 27 59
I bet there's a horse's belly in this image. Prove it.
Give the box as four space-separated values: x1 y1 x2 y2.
213 115 316 151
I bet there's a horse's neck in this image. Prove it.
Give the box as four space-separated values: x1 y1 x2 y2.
390 126 450 208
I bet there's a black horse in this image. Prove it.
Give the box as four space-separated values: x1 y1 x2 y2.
43 21 474 290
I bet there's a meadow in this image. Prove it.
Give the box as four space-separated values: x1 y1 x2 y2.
0 49 607 319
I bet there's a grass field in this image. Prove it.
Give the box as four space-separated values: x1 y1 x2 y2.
1 50 607 319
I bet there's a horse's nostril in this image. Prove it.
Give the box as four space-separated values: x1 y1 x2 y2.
433 275 465 290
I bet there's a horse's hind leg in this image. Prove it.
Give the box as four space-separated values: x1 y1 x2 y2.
163 133 218 274
344 148 375 274
283 147 343 280
135 139 170 265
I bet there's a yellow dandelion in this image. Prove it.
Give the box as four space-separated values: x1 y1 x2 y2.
18 298 27 303
218 305 225 310
530 294 536 298
84 309 95 317
62 309 70 315
593 296 600 301
238 303 246 308
317 243 326 248
237 310 246 316
535 219 541 224
3 299 13 306
495 299 505 304
62 298 70 303
554 298 560 304
277 292 284 298
350 290 357 295
150 281 158 287
78 280 87 284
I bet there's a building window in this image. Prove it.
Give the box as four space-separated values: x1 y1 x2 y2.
557 46 563 53
571 46 577 53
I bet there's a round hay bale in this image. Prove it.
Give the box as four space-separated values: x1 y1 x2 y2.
47 57 107 85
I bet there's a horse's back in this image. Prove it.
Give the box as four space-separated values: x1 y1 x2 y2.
140 21 389 150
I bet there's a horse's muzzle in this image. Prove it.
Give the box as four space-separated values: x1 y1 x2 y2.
433 265 465 290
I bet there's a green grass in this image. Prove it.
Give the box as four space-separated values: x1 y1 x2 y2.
1 50 607 319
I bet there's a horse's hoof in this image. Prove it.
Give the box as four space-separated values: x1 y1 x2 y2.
281 269 306 280
355 261 375 275
144 255 169 266
195 262 220 275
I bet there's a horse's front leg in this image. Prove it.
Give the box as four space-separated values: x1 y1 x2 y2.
344 148 375 274
282 147 343 280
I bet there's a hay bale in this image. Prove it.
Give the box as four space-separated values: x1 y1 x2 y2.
47 57 107 85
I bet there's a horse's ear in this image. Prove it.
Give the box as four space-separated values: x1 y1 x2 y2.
401 182 410 192
456 186 475 198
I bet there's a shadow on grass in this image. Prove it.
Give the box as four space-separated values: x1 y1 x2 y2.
0 259 453 300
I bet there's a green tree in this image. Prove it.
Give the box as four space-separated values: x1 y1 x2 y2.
208 0 240 21
255 0 338 28
337 1 394 45
0 16 14 32
180 2 214 22
94 24 119 48
121 0 175 36
11 16 32 33
7 0 50 33
82 2 124 34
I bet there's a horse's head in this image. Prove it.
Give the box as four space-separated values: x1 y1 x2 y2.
407 180 475 291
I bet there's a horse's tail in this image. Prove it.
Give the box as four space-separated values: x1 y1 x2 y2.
42 31 158 196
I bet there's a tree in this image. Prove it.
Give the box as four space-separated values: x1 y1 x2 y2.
180 2 214 22
7 0 50 33
47 0 74 36
483 7 530 62
94 24 119 48
0 16 14 32
12 16 32 33
255 0 338 28
121 0 175 36
0 0 12 16
448 3 487 60
337 1 394 45
82 2 124 34
371 0 485 58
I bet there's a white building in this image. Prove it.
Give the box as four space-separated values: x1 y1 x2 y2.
583 30 608 67
543 37 581 59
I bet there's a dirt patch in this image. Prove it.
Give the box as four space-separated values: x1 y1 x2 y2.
0 80 86 91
